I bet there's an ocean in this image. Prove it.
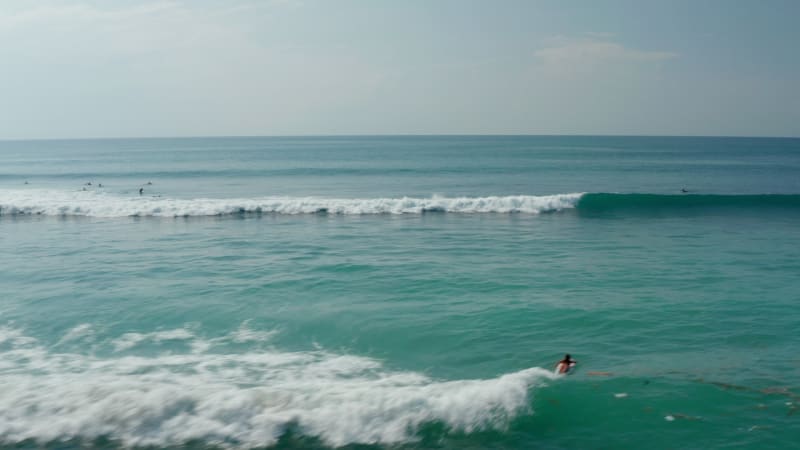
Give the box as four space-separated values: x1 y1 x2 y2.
0 135 798 449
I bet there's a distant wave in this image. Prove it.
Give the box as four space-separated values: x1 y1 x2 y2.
0 325 557 447
2 190 799 218
0 166 532 180
0 190 582 217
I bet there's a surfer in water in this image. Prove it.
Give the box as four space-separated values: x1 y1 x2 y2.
556 354 577 374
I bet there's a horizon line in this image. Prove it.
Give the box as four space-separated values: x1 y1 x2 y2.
1 133 799 142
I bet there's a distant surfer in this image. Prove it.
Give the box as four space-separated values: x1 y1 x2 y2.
139 187 144 195
556 354 577 374
681 188 689 193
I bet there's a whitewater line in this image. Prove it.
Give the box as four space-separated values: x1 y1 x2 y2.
0 190 583 217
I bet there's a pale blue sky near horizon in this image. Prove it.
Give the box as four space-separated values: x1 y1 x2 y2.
1 0 799 139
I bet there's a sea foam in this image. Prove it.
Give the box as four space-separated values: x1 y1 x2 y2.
0 189 582 217
0 325 556 447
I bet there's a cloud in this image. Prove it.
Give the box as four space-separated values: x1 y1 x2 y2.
533 36 677 76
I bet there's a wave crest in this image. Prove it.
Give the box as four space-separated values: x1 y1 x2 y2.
577 193 800 211
4 190 798 218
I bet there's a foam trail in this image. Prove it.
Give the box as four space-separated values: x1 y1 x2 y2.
0 326 557 447
0 189 582 217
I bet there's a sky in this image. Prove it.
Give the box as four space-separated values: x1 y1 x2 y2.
1 0 799 139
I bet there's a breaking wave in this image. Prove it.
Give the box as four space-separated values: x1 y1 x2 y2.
2 190 796 218
0 325 557 448
0 190 581 217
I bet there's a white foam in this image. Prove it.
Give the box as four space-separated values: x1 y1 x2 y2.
55 324 94 346
0 189 583 217
111 329 196 352
0 326 557 447
230 321 279 344
0 325 37 347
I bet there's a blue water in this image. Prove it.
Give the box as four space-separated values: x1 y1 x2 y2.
1 136 799 449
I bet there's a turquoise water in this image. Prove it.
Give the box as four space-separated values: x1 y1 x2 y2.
1 136 799 449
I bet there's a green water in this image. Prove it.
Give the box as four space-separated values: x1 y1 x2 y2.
1 136 799 448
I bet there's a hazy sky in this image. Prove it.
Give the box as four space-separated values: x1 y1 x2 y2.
1 0 799 139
